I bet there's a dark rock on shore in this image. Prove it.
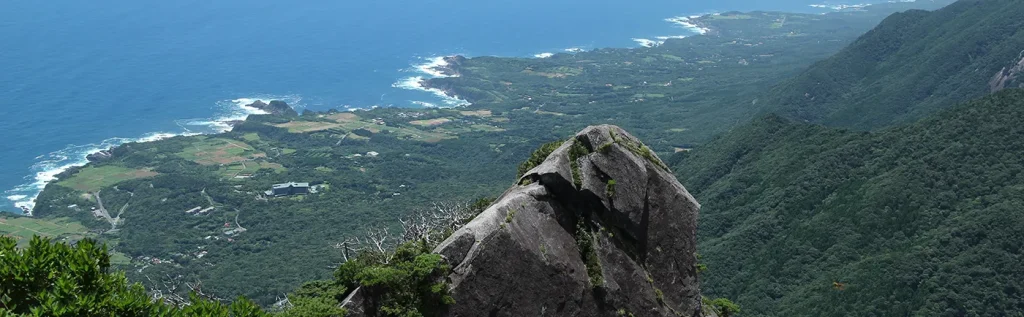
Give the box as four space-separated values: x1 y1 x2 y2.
437 55 467 77
245 100 298 117
344 125 704 317
86 148 115 162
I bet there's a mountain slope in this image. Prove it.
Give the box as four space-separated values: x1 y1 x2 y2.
766 0 1024 129
670 89 1024 316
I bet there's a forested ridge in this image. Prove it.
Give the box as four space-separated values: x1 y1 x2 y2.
765 0 1024 129
671 89 1024 316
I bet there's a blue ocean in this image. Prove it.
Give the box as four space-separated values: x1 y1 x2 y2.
0 0 868 213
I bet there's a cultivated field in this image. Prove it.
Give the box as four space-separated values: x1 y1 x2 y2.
58 166 158 192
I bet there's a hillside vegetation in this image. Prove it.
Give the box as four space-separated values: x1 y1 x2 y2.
765 0 1024 129
672 89 1024 316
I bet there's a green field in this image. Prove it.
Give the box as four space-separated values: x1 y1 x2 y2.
221 161 286 179
58 166 158 192
0 217 90 247
178 137 263 165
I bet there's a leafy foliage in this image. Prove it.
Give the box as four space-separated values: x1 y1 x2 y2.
0 236 265 317
334 241 453 317
575 220 604 287
708 298 740 317
672 90 1024 316
516 140 563 179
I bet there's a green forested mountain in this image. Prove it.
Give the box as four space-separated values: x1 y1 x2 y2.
671 89 1024 316
766 0 1024 129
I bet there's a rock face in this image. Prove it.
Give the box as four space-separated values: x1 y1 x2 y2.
245 100 298 117
990 52 1024 92
86 148 115 162
343 125 703 316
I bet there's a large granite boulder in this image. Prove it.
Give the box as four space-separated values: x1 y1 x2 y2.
345 125 703 317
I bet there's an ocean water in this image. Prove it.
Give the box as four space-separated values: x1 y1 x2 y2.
0 0 884 213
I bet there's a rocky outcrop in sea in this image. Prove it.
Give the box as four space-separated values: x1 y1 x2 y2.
245 100 298 117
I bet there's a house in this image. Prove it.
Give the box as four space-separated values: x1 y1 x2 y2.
265 182 311 196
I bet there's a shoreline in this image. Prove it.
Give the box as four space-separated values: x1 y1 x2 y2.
3 97 286 216
5 1 926 216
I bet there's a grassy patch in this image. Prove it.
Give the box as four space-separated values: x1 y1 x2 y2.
576 220 604 287
178 137 264 166
609 131 669 172
273 121 342 133
220 161 285 179
467 124 506 132
409 118 452 127
459 110 492 117
660 54 685 62
535 110 567 116
606 180 617 198
710 14 752 20
0 217 90 248
241 133 261 142
58 166 158 192
568 138 591 188
325 112 360 122
110 251 133 266
633 93 666 99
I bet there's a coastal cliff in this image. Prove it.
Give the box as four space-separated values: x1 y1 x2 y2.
343 125 704 316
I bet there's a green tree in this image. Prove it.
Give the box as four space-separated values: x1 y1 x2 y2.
0 236 266 317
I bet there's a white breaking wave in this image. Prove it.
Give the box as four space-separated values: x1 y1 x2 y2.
564 47 585 53
534 52 555 58
809 0 915 11
410 101 439 108
664 16 710 35
656 35 689 41
394 56 471 107
414 56 459 78
809 3 870 10
4 95 301 215
392 76 470 107
633 38 661 48
3 132 192 215
632 15 709 48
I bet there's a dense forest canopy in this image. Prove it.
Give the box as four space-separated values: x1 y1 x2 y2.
764 0 1024 129
671 89 1024 316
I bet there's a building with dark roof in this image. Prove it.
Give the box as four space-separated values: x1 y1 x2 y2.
265 182 310 197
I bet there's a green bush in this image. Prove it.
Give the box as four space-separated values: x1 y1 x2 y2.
709 298 740 317
516 140 564 179
334 241 454 317
0 236 266 317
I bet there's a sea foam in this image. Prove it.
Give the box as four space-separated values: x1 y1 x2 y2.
534 52 555 58
3 95 300 215
392 76 470 107
664 16 710 35
393 56 471 107
632 38 661 48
